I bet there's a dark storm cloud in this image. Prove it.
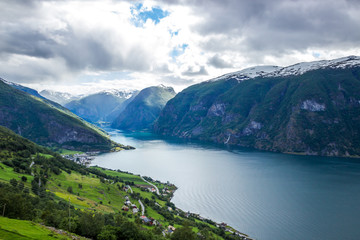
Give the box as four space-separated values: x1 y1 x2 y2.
182 66 208 76
208 54 233 68
161 0 360 57
0 28 56 59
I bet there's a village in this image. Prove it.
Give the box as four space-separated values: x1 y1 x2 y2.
61 157 251 239
121 183 250 239
61 152 99 166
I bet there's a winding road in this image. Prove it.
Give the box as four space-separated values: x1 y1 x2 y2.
140 176 160 195
138 199 145 215
127 185 133 194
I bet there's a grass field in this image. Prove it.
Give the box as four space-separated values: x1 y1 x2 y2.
0 216 73 240
0 162 34 186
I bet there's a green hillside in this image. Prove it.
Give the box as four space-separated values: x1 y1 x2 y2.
0 216 83 240
154 66 360 157
0 126 246 240
0 80 125 152
112 86 176 131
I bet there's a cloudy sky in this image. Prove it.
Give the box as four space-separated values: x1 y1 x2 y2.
1 0 360 94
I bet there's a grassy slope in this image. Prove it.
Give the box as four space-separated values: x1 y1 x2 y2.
0 216 73 240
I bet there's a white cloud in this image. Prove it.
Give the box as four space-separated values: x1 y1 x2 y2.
1 0 360 94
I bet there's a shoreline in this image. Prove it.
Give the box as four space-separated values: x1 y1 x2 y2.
95 165 253 240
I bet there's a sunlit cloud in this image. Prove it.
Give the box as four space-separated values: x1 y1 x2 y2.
1 0 360 94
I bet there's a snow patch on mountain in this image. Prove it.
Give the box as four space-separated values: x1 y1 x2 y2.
209 56 360 83
100 89 136 99
0 78 20 86
268 56 360 77
40 90 76 101
209 65 281 82
301 100 326 112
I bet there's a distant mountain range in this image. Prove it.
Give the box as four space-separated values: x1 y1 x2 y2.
40 90 80 105
65 90 138 123
154 56 360 157
112 85 176 131
0 78 125 152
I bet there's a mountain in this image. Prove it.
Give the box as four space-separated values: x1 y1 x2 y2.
40 89 79 105
112 85 176 131
106 90 139 122
0 77 46 100
0 78 125 151
65 90 136 123
154 56 360 157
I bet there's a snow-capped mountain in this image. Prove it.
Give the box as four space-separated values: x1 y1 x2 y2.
209 65 282 82
65 89 138 123
210 56 360 82
40 90 80 105
155 55 360 157
268 55 360 77
99 89 135 99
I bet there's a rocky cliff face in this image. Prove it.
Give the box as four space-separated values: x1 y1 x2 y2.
154 57 360 157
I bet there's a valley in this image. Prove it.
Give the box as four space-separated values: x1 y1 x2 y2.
0 126 248 240
1 56 360 240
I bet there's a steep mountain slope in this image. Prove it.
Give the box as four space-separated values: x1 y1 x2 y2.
154 56 360 157
1 77 46 100
112 85 176 131
40 90 79 105
65 90 135 123
0 79 120 151
106 90 139 122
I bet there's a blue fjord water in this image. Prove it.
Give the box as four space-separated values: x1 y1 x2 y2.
91 129 360 240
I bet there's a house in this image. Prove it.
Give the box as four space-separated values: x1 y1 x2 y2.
162 225 176 236
122 206 129 211
132 208 138 214
219 222 228 229
125 200 131 206
140 215 152 224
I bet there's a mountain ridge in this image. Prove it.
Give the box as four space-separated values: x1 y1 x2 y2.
209 55 360 82
0 78 124 152
154 56 360 157
112 85 176 131
65 90 138 123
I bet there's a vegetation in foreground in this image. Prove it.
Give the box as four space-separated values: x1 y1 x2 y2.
0 125 249 240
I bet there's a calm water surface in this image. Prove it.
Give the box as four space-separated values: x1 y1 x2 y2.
92 129 360 240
